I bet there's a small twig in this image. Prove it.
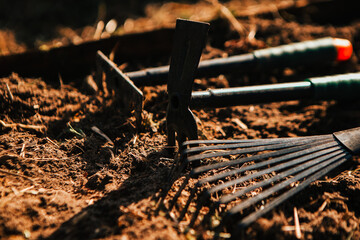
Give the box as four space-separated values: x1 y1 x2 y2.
20 142 26 158
74 144 85 153
132 135 138 145
20 185 35 193
11 187 20 196
231 118 248 130
294 207 302 239
0 120 46 132
6 83 14 101
46 137 60 148
0 169 35 183
317 200 328 213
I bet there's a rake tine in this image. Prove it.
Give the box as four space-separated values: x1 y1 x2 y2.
185 145 341 227
199 149 347 228
213 153 350 240
231 153 352 234
168 142 324 222
189 138 333 177
185 136 333 163
178 140 336 224
181 134 331 148
155 156 186 211
218 150 343 206
162 127 360 236
183 138 305 156
186 142 339 228
224 151 348 221
167 153 187 182
195 140 337 189
205 143 340 195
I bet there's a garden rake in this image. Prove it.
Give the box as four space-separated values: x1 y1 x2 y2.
164 128 360 238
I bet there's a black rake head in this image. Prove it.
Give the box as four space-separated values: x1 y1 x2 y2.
157 127 360 237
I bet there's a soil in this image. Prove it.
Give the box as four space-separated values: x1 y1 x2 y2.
1 1 360 239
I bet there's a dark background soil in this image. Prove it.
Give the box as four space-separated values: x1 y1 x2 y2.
1 0 360 239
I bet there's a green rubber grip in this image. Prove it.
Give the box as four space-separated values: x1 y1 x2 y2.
307 73 360 100
253 37 337 70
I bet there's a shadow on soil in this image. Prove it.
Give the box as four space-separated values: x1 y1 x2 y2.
45 155 171 240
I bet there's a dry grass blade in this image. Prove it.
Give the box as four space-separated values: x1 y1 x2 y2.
5 82 14 101
294 207 302 239
206 0 248 37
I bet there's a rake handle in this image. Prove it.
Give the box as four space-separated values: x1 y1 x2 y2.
190 72 360 108
128 37 342 86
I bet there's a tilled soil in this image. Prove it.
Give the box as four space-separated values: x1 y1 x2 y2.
1 1 360 239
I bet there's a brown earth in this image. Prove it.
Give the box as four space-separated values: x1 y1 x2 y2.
1 1 360 239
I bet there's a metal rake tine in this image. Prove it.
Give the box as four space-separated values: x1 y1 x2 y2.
186 136 334 165
171 139 299 180
181 134 329 148
224 150 347 219
156 163 190 214
189 141 336 194
189 137 333 177
205 142 340 195
185 127 360 235
182 137 312 156
168 142 322 222
167 152 187 181
231 152 352 234
217 150 344 206
187 145 342 227
183 141 337 228
196 147 351 228
190 141 328 177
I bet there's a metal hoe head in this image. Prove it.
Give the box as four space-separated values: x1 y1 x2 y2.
166 19 209 147
159 127 360 237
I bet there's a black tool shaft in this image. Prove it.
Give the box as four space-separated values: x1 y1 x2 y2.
127 37 339 86
190 81 312 108
128 53 255 86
